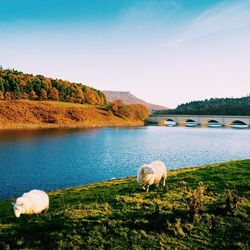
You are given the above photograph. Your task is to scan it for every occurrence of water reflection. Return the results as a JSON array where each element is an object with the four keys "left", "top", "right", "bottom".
[{"left": 0, "top": 128, "right": 100, "bottom": 142}]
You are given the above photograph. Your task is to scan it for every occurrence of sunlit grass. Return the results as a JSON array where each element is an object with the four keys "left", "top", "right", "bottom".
[
  {"left": 40, "top": 100, "right": 95, "bottom": 109},
  {"left": 0, "top": 160, "right": 249, "bottom": 249}
]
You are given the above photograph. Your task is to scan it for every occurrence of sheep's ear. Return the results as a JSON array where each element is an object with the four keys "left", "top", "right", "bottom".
[{"left": 11, "top": 202, "right": 15, "bottom": 206}]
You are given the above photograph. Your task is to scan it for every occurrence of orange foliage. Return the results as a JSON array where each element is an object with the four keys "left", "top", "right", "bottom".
[
  {"left": 30, "top": 90, "right": 38, "bottom": 100},
  {"left": 75, "top": 86, "right": 85, "bottom": 103},
  {"left": 49, "top": 87, "right": 59, "bottom": 101},
  {"left": 111, "top": 100, "right": 124, "bottom": 112},
  {"left": 0, "top": 68, "right": 107, "bottom": 106},
  {"left": 41, "top": 89, "right": 48, "bottom": 100},
  {"left": 4, "top": 92, "right": 12, "bottom": 100},
  {"left": 110, "top": 100, "right": 149, "bottom": 121},
  {"left": 21, "top": 92, "right": 29, "bottom": 99}
]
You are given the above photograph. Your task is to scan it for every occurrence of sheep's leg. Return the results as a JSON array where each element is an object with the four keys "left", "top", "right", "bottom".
[
  {"left": 146, "top": 185, "right": 150, "bottom": 192},
  {"left": 142, "top": 186, "right": 146, "bottom": 190},
  {"left": 163, "top": 178, "right": 166, "bottom": 187}
]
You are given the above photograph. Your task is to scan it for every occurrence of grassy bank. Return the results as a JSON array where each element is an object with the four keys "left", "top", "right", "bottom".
[
  {"left": 0, "top": 100, "right": 144, "bottom": 130},
  {"left": 0, "top": 160, "right": 250, "bottom": 249}
]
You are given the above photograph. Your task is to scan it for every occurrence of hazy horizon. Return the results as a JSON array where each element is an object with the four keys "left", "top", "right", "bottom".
[{"left": 1, "top": 0, "right": 250, "bottom": 108}]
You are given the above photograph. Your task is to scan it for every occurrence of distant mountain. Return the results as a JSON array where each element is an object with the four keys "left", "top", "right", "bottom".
[{"left": 103, "top": 91, "right": 167, "bottom": 111}]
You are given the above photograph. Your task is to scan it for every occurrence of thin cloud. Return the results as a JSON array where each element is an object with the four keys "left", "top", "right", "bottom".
[
  {"left": 119, "top": 0, "right": 182, "bottom": 27},
  {"left": 163, "top": 0, "right": 250, "bottom": 47}
]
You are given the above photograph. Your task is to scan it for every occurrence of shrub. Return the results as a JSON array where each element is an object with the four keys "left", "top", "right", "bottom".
[
  {"left": 109, "top": 100, "right": 149, "bottom": 120},
  {"left": 225, "top": 190, "right": 240, "bottom": 214},
  {"left": 188, "top": 182, "right": 205, "bottom": 221},
  {"left": 4, "top": 91, "right": 12, "bottom": 100}
]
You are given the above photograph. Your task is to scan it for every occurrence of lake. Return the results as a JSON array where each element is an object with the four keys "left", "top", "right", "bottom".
[{"left": 0, "top": 126, "right": 249, "bottom": 199}]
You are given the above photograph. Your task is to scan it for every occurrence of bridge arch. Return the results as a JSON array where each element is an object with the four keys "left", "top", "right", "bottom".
[
  {"left": 179, "top": 118, "right": 195, "bottom": 125},
  {"left": 230, "top": 120, "right": 248, "bottom": 128},
  {"left": 158, "top": 119, "right": 177, "bottom": 126},
  {"left": 231, "top": 120, "right": 247, "bottom": 125},
  {"left": 185, "top": 119, "right": 200, "bottom": 127},
  {"left": 185, "top": 119, "right": 196, "bottom": 122},
  {"left": 207, "top": 119, "right": 222, "bottom": 127},
  {"left": 165, "top": 118, "right": 177, "bottom": 126},
  {"left": 208, "top": 119, "right": 220, "bottom": 123},
  {"left": 178, "top": 118, "right": 200, "bottom": 127}
]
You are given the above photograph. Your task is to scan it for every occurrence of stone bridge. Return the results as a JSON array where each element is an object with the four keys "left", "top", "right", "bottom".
[{"left": 146, "top": 115, "right": 250, "bottom": 127}]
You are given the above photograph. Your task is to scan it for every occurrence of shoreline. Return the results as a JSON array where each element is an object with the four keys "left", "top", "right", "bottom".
[
  {"left": 2, "top": 159, "right": 248, "bottom": 201},
  {"left": 0, "top": 121, "right": 144, "bottom": 131}
]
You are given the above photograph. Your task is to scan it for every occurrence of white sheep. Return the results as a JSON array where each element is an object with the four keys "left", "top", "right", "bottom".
[
  {"left": 11, "top": 189, "right": 49, "bottom": 218},
  {"left": 137, "top": 161, "right": 167, "bottom": 192}
]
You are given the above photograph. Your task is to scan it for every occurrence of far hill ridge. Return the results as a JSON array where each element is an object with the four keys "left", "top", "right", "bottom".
[{"left": 103, "top": 91, "right": 167, "bottom": 111}]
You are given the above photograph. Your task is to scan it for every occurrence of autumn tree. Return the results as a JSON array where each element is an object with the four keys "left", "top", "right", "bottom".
[
  {"left": 49, "top": 87, "right": 59, "bottom": 101},
  {"left": 30, "top": 90, "right": 38, "bottom": 100},
  {"left": 110, "top": 100, "right": 124, "bottom": 112},
  {"left": 75, "top": 86, "right": 85, "bottom": 103},
  {"left": 110, "top": 100, "right": 149, "bottom": 120},
  {"left": 40, "top": 88, "right": 48, "bottom": 100},
  {"left": 21, "top": 92, "right": 29, "bottom": 99},
  {"left": 84, "top": 87, "right": 102, "bottom": 105},
  {"left": 4, "top": 91, "right": 12, "bottom": 100}
]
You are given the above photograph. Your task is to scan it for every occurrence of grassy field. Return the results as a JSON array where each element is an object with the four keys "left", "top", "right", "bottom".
[
  {"left": 0, "top": 160, "right": 249, "bottom": 249},
  {"left": 40, "top": 101, "right": 96, "bottom": 108},
  {"left": 0, "top": 100, "right": 144, "bottom": 130}
]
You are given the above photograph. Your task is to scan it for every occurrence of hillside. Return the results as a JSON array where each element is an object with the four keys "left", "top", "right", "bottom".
[
  {"left": 0, "top": 160, "right": 249, "bottom": 249},
  {"left": 103, "top": 91, "right": 167, "bottom": 111},
  {"left": 0, "top": 68, "right": 106, "bottom": 105},
  {"left": 0, "top": 69, "right": 150, "bottom": 129},
  {"left": 155, "top": 96, "right": 250, "bottom": 116},
  {"left": 0, "top": 100, "right": 148, "bottom": 130}
]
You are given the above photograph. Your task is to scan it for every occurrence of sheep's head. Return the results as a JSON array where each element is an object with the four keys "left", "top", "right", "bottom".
[
  {"left": 12, "top": 197, "right": 25, "bottom": 218},
  {"left": 143, "top": 166, "right": 155, "bottom": 175}
]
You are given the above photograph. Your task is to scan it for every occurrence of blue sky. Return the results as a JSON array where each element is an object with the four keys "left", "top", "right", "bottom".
[
  {"left": 0, "top": 0, "right": 219, "bottom": 22},
  {"left": 0, "top": 0, "right": 249, "bottom": 107}
]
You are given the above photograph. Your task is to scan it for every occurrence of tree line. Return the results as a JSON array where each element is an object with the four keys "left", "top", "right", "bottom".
[
  {"left": 0, "top": 68, "right": 107, "bottom": 105},
  {"left": 155, "top": 96, "right": 250, "bottom": 116}
]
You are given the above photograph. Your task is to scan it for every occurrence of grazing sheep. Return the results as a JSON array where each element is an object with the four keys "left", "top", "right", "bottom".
[
  {"left": 137, "top": 161, "right": 167, "bottom": 192},
  {"left": 11, "top": 189, "right": 49, "bottom": 218}
]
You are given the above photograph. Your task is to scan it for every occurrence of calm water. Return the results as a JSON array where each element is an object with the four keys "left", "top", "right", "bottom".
[{"left": 0, "top": 126, "right": 250, "bottom": 199}]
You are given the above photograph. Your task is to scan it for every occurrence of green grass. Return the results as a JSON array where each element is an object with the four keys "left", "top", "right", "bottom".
[{"left": 0, "top": 160, "right": 250, "bottom": 249}]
